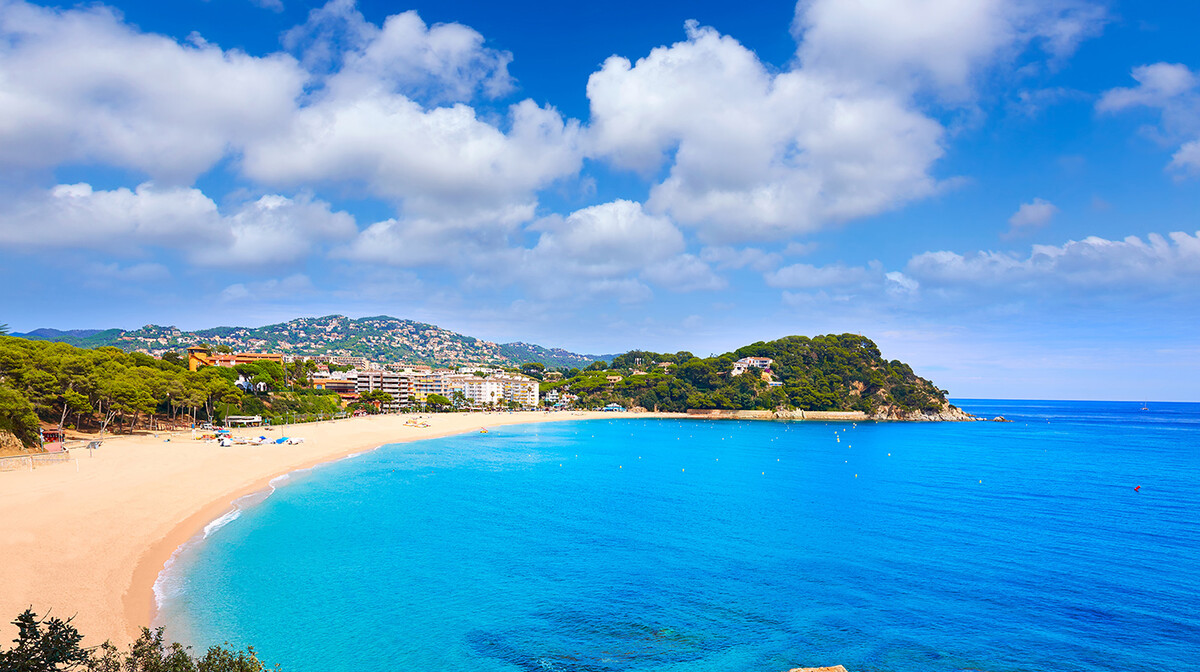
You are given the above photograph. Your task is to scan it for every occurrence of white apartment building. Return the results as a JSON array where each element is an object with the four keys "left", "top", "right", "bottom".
[
  {"left": 453, "top": 376, "right": 504, "bottom": 407},
  {"left": 446, "top": 373, "right": 538, "bottom": 408},
  {"left": 355, "top": 370, "right": 406, "bottom": 410}
]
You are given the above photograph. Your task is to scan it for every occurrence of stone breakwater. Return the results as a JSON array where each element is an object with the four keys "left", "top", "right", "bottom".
[{"left": 687, "top": 404, "right": 977, "bottom": 422}]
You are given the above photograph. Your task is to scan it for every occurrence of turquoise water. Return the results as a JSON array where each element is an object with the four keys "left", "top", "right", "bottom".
[{"left": 157, "top": 401, "right": 1200, "bottom": 671}]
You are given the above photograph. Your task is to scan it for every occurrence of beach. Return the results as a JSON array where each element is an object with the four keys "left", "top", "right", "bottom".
[{"left": 0, "top": 410, "right": 660, "bottom": 648}]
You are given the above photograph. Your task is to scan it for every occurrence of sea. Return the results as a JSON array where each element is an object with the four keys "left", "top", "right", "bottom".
[{"left": 154, "top": 400, "right": 1200, "bottom": 672}]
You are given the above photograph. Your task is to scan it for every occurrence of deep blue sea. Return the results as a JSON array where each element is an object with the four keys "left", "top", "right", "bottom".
[{"left": 156, "top": 400, "right": 1200, "bottom": 672}]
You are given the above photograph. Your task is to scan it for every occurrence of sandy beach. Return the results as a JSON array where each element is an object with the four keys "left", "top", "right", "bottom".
[{"left": 0, "top": 411, "right": 667, "bottom": 647}]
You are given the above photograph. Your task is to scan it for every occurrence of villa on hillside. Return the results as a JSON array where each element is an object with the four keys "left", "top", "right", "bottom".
[{"left": 731, "top": 356, "right": 773, "bottom": 377}]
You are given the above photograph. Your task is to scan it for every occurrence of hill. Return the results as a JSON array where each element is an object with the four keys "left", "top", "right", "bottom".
[
  {"left": 16, "top": 315, "right": 611, "bottom": 369},
  {"left": 542, "top": 333, "right": 968, "bottom": 420}
]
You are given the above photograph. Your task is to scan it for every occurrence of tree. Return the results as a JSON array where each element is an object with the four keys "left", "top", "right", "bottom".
[
  {"left": 0, "top": 609, "right": 280, "bottom": 672},
  {"left": 0, "top": 608, "right": 91, "bottom": 671},
  {"left": 585, "top": 361, "right": 608, "bottom": 371},
  {"left": 425, "top": 394, "right": 451, "bottom": 411}
]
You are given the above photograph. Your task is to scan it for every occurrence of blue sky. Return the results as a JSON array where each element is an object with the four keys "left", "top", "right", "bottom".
[{"left": 2, "top": 0, "right": 1198, "bottom": 401}]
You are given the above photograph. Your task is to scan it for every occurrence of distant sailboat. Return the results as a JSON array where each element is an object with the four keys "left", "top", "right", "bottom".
[{"left": 1141, "top": 402, "right": 1150, "bottom": 411}]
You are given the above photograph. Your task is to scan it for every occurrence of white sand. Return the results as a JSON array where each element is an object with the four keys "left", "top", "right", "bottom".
[{"left": 0, "top": 411, "right": 676, "bottom": 647}]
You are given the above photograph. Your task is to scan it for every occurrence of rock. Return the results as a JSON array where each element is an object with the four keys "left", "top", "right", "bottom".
[
  {"left": 992, "top": 415, "right": 1010, "bottom": 422},
  {"left": 870, "top": 402, "right": 977, "bottom": 422},
  {"left": 0, "top": 429, "right": 25, "bottom": 453},
  {"left": 788, "top": 667, "right": 849, "bottom": 672}
]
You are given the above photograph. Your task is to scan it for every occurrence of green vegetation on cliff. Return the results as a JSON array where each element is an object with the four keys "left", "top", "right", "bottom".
[{"left": 544, "top": 334, "right": 950, "bottom": 415}]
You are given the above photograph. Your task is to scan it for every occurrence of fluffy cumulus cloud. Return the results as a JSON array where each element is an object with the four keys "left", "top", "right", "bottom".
[
  {"left": 0, "top": 0, "right": 305, "bottom": 183},
  {"left": 587, "top": 22, "right": 944, "bottom": 242},
  {"left": 338, "top": 199, "right": 721, "bottom": 300},
  {"left": 525, "top": 200, "right": 722, "bottom": 298},
  {"left": 283, "top": 1, "right": 513, "bottom": 103},
  {"left": 1098, "top": 63, "right": 1200, "bottom": 177},
  {"left": 794, "top": 0, "right": 1105, "bottom": 100},
  {"left": 0, "top": 182, "right": 356, "bottom": 266},
  {"left": 585, "top": 2, "right": 1104, "bottom": 243},
  {"left": 243, "top": 0, "right": 583, "bottom": 224}
]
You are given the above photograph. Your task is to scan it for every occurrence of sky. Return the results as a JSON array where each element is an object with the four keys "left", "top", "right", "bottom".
[{"left": 1, "top": 0, "right": 1198, "bottom": 401}]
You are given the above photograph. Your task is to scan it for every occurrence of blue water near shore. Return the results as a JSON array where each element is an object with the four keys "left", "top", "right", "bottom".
[{"left": 157, "top": 400, "right": 1200, "bottom": 672}]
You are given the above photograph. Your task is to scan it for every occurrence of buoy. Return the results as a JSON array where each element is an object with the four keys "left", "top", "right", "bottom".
[
  {"left": 620, "top": 465, "right": 623, "bottom": 469},
  {"left": 1135, "top": 485, "right": 1141, "bottom": 492},
  {"left": 682, "top": 468, "right": 685, "bottom": 472},
  {"left": 855, "top": 474, "right": 858, "bottom": 478}
]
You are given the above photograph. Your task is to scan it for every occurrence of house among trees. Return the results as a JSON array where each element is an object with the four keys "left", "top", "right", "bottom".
[{"left": 186, "top": 346, "right": 283, "bottom": 372}]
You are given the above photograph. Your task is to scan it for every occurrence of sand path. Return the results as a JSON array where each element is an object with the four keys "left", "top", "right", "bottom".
[{"left": 0, "top": 411, "right": 664, "bottom": 647}]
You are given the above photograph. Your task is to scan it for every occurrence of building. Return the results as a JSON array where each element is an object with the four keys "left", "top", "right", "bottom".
[
  {"left": 453, "top": 376, "right": 504, "bottom": 407},
  {"left": 411, "top": 370, "right": 456, "bottom": 403},
  {"left": 497, "top": 374, "right": 538, "bottom": 407},
  {"left": 187, "top": 346, "right": 283, "bottom": 372},
  {"left": 312, "top": 377, "right": 358, "bottom": 398},
  {"left": 446, "top": 373, "right": 538, "bottom": 408},
  {"left": 355, "top": 371, "right": 407, "bottom": 410},
  {"left": 731, "top": 356, "right": 774, "bottom": 377}
]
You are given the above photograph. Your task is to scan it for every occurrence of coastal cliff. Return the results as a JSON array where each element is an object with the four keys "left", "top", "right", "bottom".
[{"left": 685, "top": 401, "right": 976, "bottom": 422}]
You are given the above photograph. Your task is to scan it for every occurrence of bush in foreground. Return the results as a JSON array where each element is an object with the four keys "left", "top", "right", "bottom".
[{"left": 0, "top": 609, "right": 279, "bottom": 672}]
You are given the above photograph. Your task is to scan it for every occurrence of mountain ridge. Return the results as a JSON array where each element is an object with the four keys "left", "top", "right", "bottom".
[{"left": 16, "top": 315, "right": 616, "bottom": 369}]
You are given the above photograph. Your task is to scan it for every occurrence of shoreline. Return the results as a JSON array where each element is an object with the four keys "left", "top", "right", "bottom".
[
  {"left": 1, "top": 411, "right": 684, "bottom": 647},
  {"left": 124, "top": 417, "right": 531, "bottom": 637}
]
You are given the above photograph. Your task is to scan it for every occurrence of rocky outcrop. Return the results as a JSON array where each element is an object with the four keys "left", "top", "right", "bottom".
[
  {"left": 871, "top": 402, "right": 977, "bottom": 422},
  {"left": 0, "top": 429, "right": 27, "bottom": 455},
  {"left": 686, "top": 405, "right": 977, "bottom": 422},
  {"left": 788, "top": 666, "right": 849, "bottom": 672},
  {"left": 773, "top": 409, "right": 867, "bottom": 421}
]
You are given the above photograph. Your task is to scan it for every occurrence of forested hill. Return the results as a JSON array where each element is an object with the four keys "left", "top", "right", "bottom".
[
  {"left": 16, "top": 315, "right": 612, "bottom": 369},
  {"left": 545, "top": 333, "right": 961, "bottom": 419}
]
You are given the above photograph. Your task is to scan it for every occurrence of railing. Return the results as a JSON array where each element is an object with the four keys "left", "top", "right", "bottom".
[{"left": 0, "top": 450, "right": 72, "bottom": 472}]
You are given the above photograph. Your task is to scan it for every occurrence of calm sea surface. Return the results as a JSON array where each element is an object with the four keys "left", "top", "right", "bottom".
[{"left": 156, "top": 400, "right": 1200, "bottom": 672}]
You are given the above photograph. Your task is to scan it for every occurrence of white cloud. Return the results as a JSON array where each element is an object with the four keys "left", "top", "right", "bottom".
[
  {"left": 793, "top": 0, "right": 1106, "bottom": 101},
  {"left": 700, "top": 246, "right": 783, "bottom": 272},
  {"left": 0, "top": 182, "right": 356, "bottom": 266},
  {"left": 1005, "top": 197, "right": 1058, "bottom": 236},
  {"left": 220, "top": 274, "right": 315, "bottom": 303},
  {"left": 1098, "top": 62, "right": 1200, "bottom": 178},
  {"left": 1170, "top": 140, "right": 1200, "bottom": 176},
  {"left": 586, "top": 22, "right": 944, "bottom": 242},
  {"left": 250, "top": 0, "right": 284, "bottom": 12},
  {"left": 765, "top": 262, "right": 879, "bottom": 289},
  {"left": 191, "top": 193, "right": 358, "bottom": 266},
  {"left": 242, "top": 84, "right": 581, "bottom": 222},
  {"left": 0, "top": 0, "right": 305, "bottom": 182},
  {"left": 530, "top": 200, "right": 684, "bottom": 274},
  {"left": 283, "top": 1, "right": 513, "bottom": 103},
  {"left": 1097, "top": 63, "right": 1198, "bottom": 112},
  {"left": 762, "top": 230, "right": 1200, "bottom": 311},
  {"left": 906, "top": 231, "right": 1200, "bottom": 292}
]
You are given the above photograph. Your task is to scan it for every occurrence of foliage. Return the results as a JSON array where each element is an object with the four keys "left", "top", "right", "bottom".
[
  {"left": 0, "top": 609, "right": 279, "bottom": 672},
  {"left": 424, "top": 394, "right": 451, "bottom": 411},
  {"left": 0, "top": 608, "right": 91, "bottom": 671},
  {"left": 552, "top": 334, "right": 948, "bottom": 415}
]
